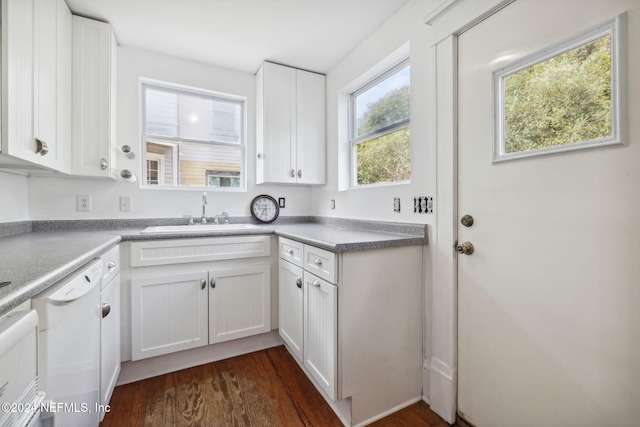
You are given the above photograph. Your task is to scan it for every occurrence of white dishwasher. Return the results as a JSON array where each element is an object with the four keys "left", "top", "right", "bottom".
[{"left": 32, "top": 259, "right": 103, "bottom": 427}]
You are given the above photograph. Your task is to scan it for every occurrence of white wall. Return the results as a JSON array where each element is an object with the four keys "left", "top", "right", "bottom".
[
  {"left": 28, "top": 47, "right": 311, "bottom": 220},
  {"left": 0, "top": 171, "right": 29, "bottom": 222},
  {"left": 311, "top": 0, "right": 437, "bottom": 224}
]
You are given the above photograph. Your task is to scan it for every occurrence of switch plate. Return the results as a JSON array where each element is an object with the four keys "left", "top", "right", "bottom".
[
  {"left": 77, "top": 195, "right": 91, "bottom": 212},
  {"left": 120, "top": 196, "right": 131, "bottom": 212},
  {"left": 278, "top": 197, "right": 285, "bottom": 208},
  {"left": 414, "top": 196, "right": 433, "bottom": 214},
  {"left": 330, "top": 199, "right": 336, "bottom": 210}
]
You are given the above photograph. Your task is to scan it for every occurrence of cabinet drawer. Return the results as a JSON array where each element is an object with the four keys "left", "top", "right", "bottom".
[
  {"left": 101, "top": 245, "right": 120, "bottom": 289},
  {"left": 303, "top": 245, "right": 337, "bottom": 283},
  {"left": 131, "top": 236, "right": 271, "bottom": 267},
  {"left": 279, "top": 237, "right": 304, "bottom": 267}
]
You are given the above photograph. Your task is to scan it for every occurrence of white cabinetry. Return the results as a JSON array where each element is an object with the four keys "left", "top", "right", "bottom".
[
  {"left": 99, "top": 245, "right": 120, "bottom": 421},
  {"left": 130, "top": 236, "right": 271, "bottom": 361},
  {"left": 1, "top": 0, "right": 71, "bottom": 172},
  {"left": 256, "top": 61, "right": 325, "bottom": 185},
  {"left": 71, "top": 16, "right": 118, "bottom": 178},
  {"left": 278, "top": 236, "right": 423, "bottom": 426}
]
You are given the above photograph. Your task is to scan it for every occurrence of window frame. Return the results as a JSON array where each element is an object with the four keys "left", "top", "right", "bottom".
[
  {"left": 493, "top": 14, "right": 626, "bottom": 163},
  {"left": 140, "top": 79, "right": 247, "bottom": 191},
  {"left": 349, "top": 58, "right": 411, "bottom": 188}
]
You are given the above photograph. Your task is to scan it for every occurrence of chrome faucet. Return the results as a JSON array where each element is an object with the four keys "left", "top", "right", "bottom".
[
  {"left": 214, "top": 212, "right": 230, "bottom": 225},
  {"left": 201, "top": 192, "right": 208, "bottom": 224}
]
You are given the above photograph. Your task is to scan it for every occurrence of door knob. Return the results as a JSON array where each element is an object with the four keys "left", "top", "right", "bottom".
[
  {"left": 461, "top": 215, "right": 474, "bottom": 227},
  {"left": 456, "top": 241, "right": 474, "bottom": 255}
]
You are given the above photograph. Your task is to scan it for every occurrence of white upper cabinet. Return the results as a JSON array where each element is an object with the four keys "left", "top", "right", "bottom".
[
  {"left": 256, "top": 62, "right": 325, "bottom": 185},
  {"left": 71, "top": 16, "right": 118, "bottom": 178},
  {"left": 1, "top": 0, "right": 72, "bottom": 172}
]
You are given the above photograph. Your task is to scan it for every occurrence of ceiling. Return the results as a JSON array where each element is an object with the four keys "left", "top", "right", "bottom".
[{"left": 66, "top": 0, "right": 411, "bottom": 75}]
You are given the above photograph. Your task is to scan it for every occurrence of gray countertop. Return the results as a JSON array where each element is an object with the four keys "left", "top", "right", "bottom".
[
  {"left": 0, "top": 232, "right": 121, "bottom": 316},
  {"left": 0, "top": 218, "right": 427, "bottom": 316}
]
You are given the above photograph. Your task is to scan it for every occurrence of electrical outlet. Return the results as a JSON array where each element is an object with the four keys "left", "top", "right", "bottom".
[
  {"left": 77, "top": 195, "right": 91, "bottom": 212},
  {"left": 413, "top": 196, "right": 433, "bottom": 214},
  {"left": 278, "top": 197, "right": 285, "bottom": 208},
  {"left": 330, "top": 199, "right": 336, "bottom": 210},
  {"left": 394, "top": 197, "right": 401, "bottom": 213},
  {"left": 120, "top": 196, "right": 132, "bottom": 212}
]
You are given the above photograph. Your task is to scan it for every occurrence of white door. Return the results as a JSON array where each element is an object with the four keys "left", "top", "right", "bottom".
[
  {"left": 303, "top": 271, "right": 337, "bottom": 401},
  {"left": 457, "top": 1, "right": 640, "bottom": 426},
  {"left": 208, "top": 265, "right": 271, "bottom": 344},
  {"left": 279, "top": 259, "right": 304, "bottom": 360}
]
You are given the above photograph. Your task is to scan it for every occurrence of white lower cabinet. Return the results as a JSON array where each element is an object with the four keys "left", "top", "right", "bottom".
[
  {"left": 278, "top": 259, "right": 304, "bottom": 360},
  {"left": 208, "top": 265, "right": 270, "bottom": 344},
  {"left": 278, "top": 236, "right": 423, "bottom": 426},
  {"left": 131, "top": 271, "right": 209, "bottom": 360},
  {"left": 129, "top": 236, "right": 271, "bottom": 361},
  {"left": 303, "top": 271, "right": 337, "bottom": 401}
]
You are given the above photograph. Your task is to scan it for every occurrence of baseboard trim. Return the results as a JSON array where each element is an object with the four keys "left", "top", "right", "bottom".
[
  {"left": 429, "top": 357, "right": 457, "bottom": 423},
  {"left": 117, "top": 331, "right": 284, "bottom": 386}
]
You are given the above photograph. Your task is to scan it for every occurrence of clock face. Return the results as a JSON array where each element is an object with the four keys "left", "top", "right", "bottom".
[{"left": 250, "top": 195, "right": 279, "bottom": 223}]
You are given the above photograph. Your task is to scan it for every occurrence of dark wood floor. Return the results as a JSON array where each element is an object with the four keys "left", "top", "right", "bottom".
[{"left": 102, "top": 345, "right": 454, "bottom": 426}]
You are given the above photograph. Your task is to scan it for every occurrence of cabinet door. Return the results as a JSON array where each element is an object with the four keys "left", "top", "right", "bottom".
[
  {"left": 279, "top": 259, "right": 304, "bottom": 360},
  {"left": 257, "top": 62, "right": 296, "bottom": 184},
  {"left": 72, "top": 16, "right": 115, "bottom": 178},
  {"left": 100, "top": 274, "right": 120, "bottom": 421},
  {"left": 303, "top": 271, "right": 337, "bottom": 401},
  {"left": 131, "top": 271, "right": 208, "bottom": 360},
  {"left": 2, "top": 0, "right": 36, "bottom": 162},
  {"left": 295, "top": 70, "right": 326, "bottom": 185},
  {"left": 209, "top": 265, "right": 271, "bottom": 344}
]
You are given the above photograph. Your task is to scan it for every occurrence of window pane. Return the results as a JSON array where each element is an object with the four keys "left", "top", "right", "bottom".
[
  {"left": 177, "top": 142, "right": 241, "bottom": 187},
  {"left": 503, "top": 34, "right": 612, "bottom": 154},
  {"left": 146, "top": 89, "right": 178, "bottom": 137},
  {"left": 354, "top": 65, "right": 410, "bottom": 137},
  {"left": 356, "top": 127, "right": 411, "bottom": 185}
]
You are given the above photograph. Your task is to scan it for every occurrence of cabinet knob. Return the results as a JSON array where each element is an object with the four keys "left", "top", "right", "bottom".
[
  {"left": 257, "top": 153, "right": 263, "bottom": 159},
  {"left": 101, "top": 303, "right": 111, "bottom": 318},
  {"left": 200, "top": 278, "right": 206, "bottom": 290},
  {"left": 290, "top": 169, "right": 296, "bottom": 178},
  {"left": 210, "top": 277, "right": 216, "bottom": 288},
  {"left": 311, "top": 279, "right": 321, "bottom": 287},
  {"left": 107, "top": 261, "right": 117, "bottom": 270},
  {"left": 100, "top": 158, "right": 108, "bottom": 170},
  {"left": 296, "top": 277, "right": 302, "bottom": 289},
  {"left": 287, "top": 248, "right": 294, "bottom": 255},
  {"left": 297, "top": 169, "right": 302, "bottom": 178},
  {"left": 313, "top": 258, "right": 323, "bottom": 266},
  {"left": 35, "top": 138, "right": 49, "bottom": 156}
]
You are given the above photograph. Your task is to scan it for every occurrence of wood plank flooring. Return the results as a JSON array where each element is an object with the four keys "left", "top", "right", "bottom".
[{"left": 102, "top": 345, "right": 454, "bottom": 426}]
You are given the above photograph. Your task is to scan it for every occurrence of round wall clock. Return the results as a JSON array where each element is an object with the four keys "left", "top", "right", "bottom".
[{"left": 250, "top": 194, "right": 280, "bottom": 223}]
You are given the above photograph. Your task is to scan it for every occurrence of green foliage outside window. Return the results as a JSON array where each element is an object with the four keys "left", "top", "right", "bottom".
[
  {"left": 504, "top": 35, "right": 612, "bottom": 153},
  {"left": 356, "top": 87, "right": 411, "bottom": 185}
]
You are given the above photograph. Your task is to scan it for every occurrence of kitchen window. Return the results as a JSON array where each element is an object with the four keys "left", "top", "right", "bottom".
[
  {"left": 349, "top": 59, "right": 410, "bottom": 187},
  {"left": 141, "top": 81, "right": 246, "bottom": 189}
]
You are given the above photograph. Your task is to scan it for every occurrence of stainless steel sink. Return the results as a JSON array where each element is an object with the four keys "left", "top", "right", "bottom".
[{"left": 140, "top": 224, "right": 263, "bottom": 234}]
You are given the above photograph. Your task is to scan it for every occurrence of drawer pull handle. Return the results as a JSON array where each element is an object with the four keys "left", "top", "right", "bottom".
[
  {"left": 287, "top": 248, "right": 294, "bottom": 255},
  {"left": 201, "top": 278, "right": 206, "bottom": 290},
  {"left": 101, "top": 303, "right": 111, "bottom": 318},
  {"left": 313, "top": 258, "right": 323, "bottom": 266},
  {"left": 107, "top": 261, "right": 117, "bottom": 270},
  {"left": 311, "top": 280, "right": 321, "bottom": 287},
  {"left": 210, "top": 277, "right": 216, "bottom": 288},
  {"left": 296, "top": 277, "right": 302, "bottom": 289}
]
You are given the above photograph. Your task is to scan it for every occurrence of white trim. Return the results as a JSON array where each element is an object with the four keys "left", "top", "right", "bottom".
[
  {"left": 493, "top": 14, "right": 627, "bottom": 162},
  {"left": 424, "top": 0, "right": 521, "bottom": 423}
]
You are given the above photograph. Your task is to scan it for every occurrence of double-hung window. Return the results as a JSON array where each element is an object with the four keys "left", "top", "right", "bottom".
[
  {"left": 350, "top": 59, "right": 411, "bottom": 187},
  {"left": 141, "top": 81, "right": 246, "bottom": 189}
]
